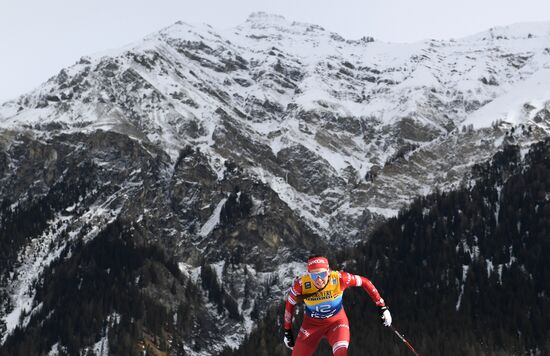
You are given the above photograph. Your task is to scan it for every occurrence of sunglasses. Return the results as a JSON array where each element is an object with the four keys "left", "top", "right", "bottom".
[{"left": 309, "top": 271, "right": 329, "bottom": 280}]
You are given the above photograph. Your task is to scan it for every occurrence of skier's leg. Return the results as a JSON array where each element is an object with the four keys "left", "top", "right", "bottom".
[
  {"left": 291, "top": 338, "right": 315, "bottom": 356},
  {"left": 292, "top": 322, "right": 323, "bottom": 356},
  {"left": 331, "top": 340, "right": 349, "bottom": 356},
  {"left": 326, "top": 313, "right": 350, "bottom": 356}
]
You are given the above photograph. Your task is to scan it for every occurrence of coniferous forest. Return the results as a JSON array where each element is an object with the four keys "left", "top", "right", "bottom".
[{"left": 224, "top": 140, "right": 550, "bottom": 356}]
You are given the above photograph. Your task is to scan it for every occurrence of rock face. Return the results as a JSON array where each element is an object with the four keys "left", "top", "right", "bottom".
[
  {"left": 0, "top": 130, "right": 320, "bottom": 354},
  {"left": 1, "top": 12, "right": 550, "bottom": 354}
]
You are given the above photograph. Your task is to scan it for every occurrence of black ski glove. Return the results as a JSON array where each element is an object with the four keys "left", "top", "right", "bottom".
[{"left": 283, "top": 329, "right": 294, "bottom": 350}]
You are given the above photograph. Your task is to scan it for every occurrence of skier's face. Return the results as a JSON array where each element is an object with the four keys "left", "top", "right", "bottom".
[{"left": 310, "top": 268, "right": 329, "bottom": 289}]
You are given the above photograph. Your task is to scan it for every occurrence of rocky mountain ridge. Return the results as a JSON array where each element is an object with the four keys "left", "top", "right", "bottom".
[
  {"left": 1, "top": 13, "right": 550, "bottom": 354},
  {"left": 2, "top": 13, "right": 550, "bottom": 240}
]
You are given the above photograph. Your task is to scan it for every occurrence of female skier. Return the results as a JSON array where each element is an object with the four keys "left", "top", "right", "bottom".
[{"left": 283, "top": 256, "right": 392, "bottom": 355}]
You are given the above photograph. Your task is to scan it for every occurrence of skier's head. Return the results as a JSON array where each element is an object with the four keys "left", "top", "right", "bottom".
[{"left": 307, "top": 255, "right": 330, "bottom": 289}]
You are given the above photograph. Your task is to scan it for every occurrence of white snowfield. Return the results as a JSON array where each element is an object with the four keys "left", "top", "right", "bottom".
[{"left": 462, "top": 66, "right": 550, "bottom": 130}]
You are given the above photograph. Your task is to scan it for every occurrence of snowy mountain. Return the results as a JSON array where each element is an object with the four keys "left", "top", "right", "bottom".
[
  {"left": 2, "top": 13, "right": 550, "bottom": 236},
  {"left": 1, "top": 12, "right": 550, "bottom": 354}
]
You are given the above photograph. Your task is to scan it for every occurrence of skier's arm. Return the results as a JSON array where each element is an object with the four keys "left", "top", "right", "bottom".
[
  {"left": 339, "top": 271, "right": 385, "bottom": 307},
  {"left": 283, "top": 278, "right": 302, "bottom": 330},
  {"left": 283, "top": 278, "right": 302, "bottom": 349},
  {"left": 339, "top": 271, "right": 392, "bottom": 326}
]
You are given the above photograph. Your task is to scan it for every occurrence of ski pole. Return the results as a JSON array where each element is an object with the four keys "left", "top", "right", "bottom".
[{"left": 389, "top": 325, "right": 420, "bottom": 356}]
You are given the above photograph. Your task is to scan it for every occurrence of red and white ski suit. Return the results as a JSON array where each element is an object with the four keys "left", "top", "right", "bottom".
[{"left": 284, "top": 271, "right": 385, "bottom": 356}]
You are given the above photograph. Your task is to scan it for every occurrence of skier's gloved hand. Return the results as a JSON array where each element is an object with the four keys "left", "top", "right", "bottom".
[
  {"left": 379, "top": 306, "right": 392, "bottom": 327},
  {"left": 283, "top": 329, "right": 294, "bottom": 350}
]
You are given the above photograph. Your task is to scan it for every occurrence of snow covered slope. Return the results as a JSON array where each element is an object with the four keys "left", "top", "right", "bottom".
[{"left": 2, "top": 15, "right": 549, "bottom": 242}]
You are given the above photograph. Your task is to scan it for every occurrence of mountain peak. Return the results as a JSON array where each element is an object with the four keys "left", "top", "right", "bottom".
[
  {"left": 246, "top": 11, "right": 288, "bottom": 24},
  {"left": 464, "top": 20, "right": 550, "bottom": 41},
  {"left": 242, "top": 11, "right": 326, "bottom": 34}
]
